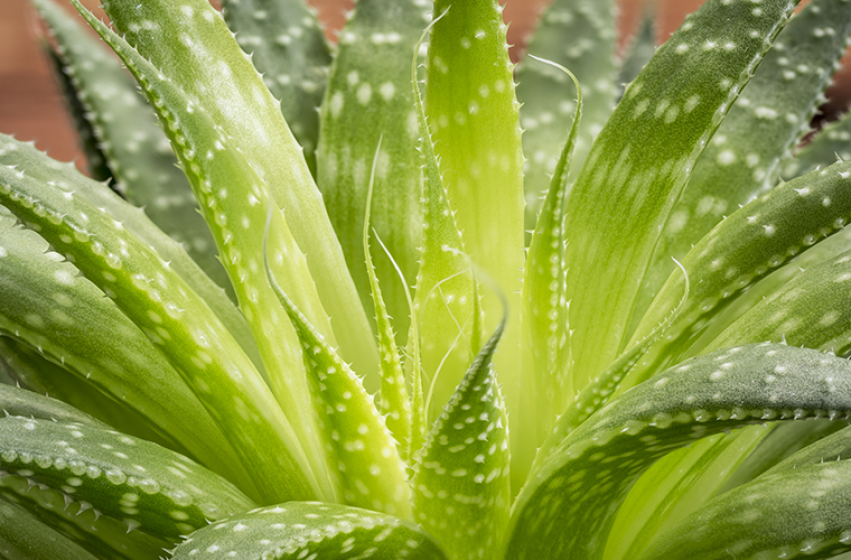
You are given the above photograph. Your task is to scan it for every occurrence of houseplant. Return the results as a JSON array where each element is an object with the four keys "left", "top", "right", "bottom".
[{"left": 2, "top": 0, "right": 851, "bottom": 557}]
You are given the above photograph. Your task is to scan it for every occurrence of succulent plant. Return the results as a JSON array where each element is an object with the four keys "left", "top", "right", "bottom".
[{"left": 3, "top": 0, "right": 851, "bottom": 557}]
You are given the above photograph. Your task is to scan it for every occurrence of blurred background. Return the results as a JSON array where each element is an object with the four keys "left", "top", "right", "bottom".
[{"left": 1, "top": 0, "right": 849, "bottom": 173}]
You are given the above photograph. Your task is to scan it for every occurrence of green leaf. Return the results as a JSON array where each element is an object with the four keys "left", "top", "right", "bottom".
[
  {"left": 603, "top": 427, "right": 767, "bottom": 560},
  {"left": 34, "top": 0, "right": 233, "bottom": 297},
  {"left": 0, "top": 134, "right": 262, "bottom": 375},
  {"left": 705, "top": 249, "right": 851, "bottom": 355},
  {"left": 515, "top": 0, "right": 617, "bottom": 230},
  {"left": 617, "top": 9, "right": 657, "bottom": 94},
  {"left": 426, "top": 0, "right": 525, "bottom": 489},
  {"left": 621, "top": 160, "right": 851, "bottom": 390},
  {"left": 0, "top": 417, "right": 256, "bottom": 541},
  {"left": 634, "top": 0, "right": 851, "bottom": 338},
  {"left": 43, "top": 46, "right": 112, "bottom": 184},
  {"left": 721, "top": 419, "right": 848, "bottom": 491},
  {"left": 317, "top": 0, "right": 429, "bottom": 348},
  {"left": 364, "top": 143, "right": 412, "bottom": 458},
  {"left": 0, "top": 473, "right": 169, "bottom": 560},
  {"left": 222, "top": 0, "right": 332, "bottom": 177},
  {"left": 172, "top": 502, "right": 449, "bottom": 560},
  {"left": 560, "top": 0, "right": 799, "bottom": 391},
  {"left": 505, "top": 343, "right": 851, "bottom": 560},
  {"left": 764, "top": 424, "right": 851, "bottom": 475},
  {"left": 0, "top": 383, "right": 106, "bottom": 428},
  {"left": 521, "top": 57, "right": 579, "bottom": 470},
  {"left": 636, "top": 461, "right": 851, "bottom": 560},
  {"left": 0, "top": 129, "right": 319, "bottom": 504},
  {"left": 783, "top": 109, "right": 851, "bottom": 179},
  {"left": 0, "top": 199, "right": 255, "bottom": 493},
  {"left": 412, "top": 315, "right": 510, "bottom": 560},
  {"left": 0, "top": 497, "right": 100, "bottom": 560},
  {"left": 70, "top": 3, "right": 340, "bottom": 499},
  {"left": 100, "top": 0, "right": 378, "bottom": 382},
  {"left": 265, "top": 226, "right": 412, "bottom": 517}
]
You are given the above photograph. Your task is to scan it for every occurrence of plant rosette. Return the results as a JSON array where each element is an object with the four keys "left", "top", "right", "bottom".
[{"left": 2, "top": 0, "right": 851, "bottom": 558}]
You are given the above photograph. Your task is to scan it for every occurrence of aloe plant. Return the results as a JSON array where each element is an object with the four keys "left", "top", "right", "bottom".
[{"left": 3, "top": 0, "right": 851, "bottom": 557}]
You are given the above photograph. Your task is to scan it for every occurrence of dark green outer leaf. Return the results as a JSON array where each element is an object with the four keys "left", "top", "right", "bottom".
[
  {"left": 0, "top": 383, "right": 106, "bottom": 428},
  {"left": 44, "top": 46, "right": 112, "bottom": 184},
  {"left": 0, "top": 147, "right": 318, "bottom": 504},
  {"left": 0, "top": 197, "right": 256, "bottom": 494},
  {"left": 223, "top": 0, "right": 332, "bottom": 177},
  {"left": 783, "top": 109, "right": 851, "bottom": 179},
  {"left": 765, "top": 423, "right": 851, "bottom": 475},
  {"left": 634, "top": 0, "right": 851, "bottom": 340},
  {"left": 721, "top": 419, "right": 848, "bottom": 491},
  {"left": 317, "top": 0, "right": 429, "bottom": 349},
  {"left": 637, "top": 461, "right": 851, "bottom": 560},
  {"left": 172, "top": 502, "right": 449, "bottom": 560},
  {"left": 0, "top": 475, "right": 170, "bottom": 560},
  {"left": 35, "top": 0, "right": 233, "bottom": 297},
  {"left": 561, "top": 0, "right": 799, "bottom": 390},
  {"left": 505, "top": 343, "right": 851, "bottom": 560},
  {"left": 0, "top": 497, "right": 100, "bottom": 560},
  {"left": 0, "top": 336, "right": 181, "bottom": 450},
  {"left": 0, "top": 417, "right": 256, "bottom": 541},
  {"left": 515, "top": 0, "right": 617, "bottom": 231},
  {"left": 706, "top": 249, "right": 851, "bottom": 355},
  {"left": 622, "top": 160, "right": 851, "bottom": 389}
]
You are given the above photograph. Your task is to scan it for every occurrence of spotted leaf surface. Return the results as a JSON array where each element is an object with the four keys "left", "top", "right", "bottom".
[
  {"left": 0, "top": 197, "right": 252, "bottom": 490},
  {"left": 637, "top": 461, "right": 851, "bottom": 560},
  {"left": 266, "top": 253, "right": 411, "bottom": 517},
  {"left": 0, "top": 497, "right": 100, "bottom": 560},
  {"left": 706, "top": 249, "right": 851, "bottom": 355},
  {"left": 426, "top": 0, "right": 525, "bottom": 460},
  {"left": 621, "top": 160, "right": 851, "bottom": 390},
  {"left": 560, "top": 0, "right": 798, "bottom": 391},
  {"left": 0, "top": 474, "right": 171, "bottom": 560},
  {"left": 223, "top": 0, "right": 332, "bottom": 177},
  {"left": 0, "top": 417, "right": 256, "bottom": 542},
  {"left": 411, "top": 30, "right": 479, "bottom": 426},
  {"left": 635, "top": 0, "right": 851, "bottom": 335},
  {"left": 100, "top": 0, "right": 378, "bottom": 381},
  {"left": 505, "top": 343, "right": 851, "bottom": 560},
  {"left": 0, "top": 123, "right": 319, "bottom": 504},
  {"left": 72, "top": 5, "right": 341, "bottom": 498},
  {"left": 172, "top": 502, "right": 448, "bottom": 560},
  {"left": 515, "top": 0, "right": 617, "bottom": 230},
  {"left": 317, "top": 0, "right": 430, "bottom": 347},
  {"left": 0, "top": 134, "right": 261, "bottom": 374},
  {"left": 412, "top": 318, "right": 510, "bottom": 560},
  {"left": 0, "top": 336, "right": 188, "bottom": 453},
  {"left": 35, "top": 0, "right": 232, "bottom": 296},
  {"left": 522, "top": 65, "right": 579, "bottom": 452}
]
